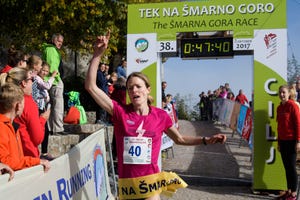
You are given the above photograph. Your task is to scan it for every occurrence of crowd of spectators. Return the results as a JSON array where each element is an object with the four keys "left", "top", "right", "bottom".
[
  {"left": 0, "top": 32, "right": 130, "bottom": 181},
  {"left": 198, "top": 83, "right": 250, "bottom": 121},
  {"left": 0, "top": 33, "right": 133, "bottom": 180}
]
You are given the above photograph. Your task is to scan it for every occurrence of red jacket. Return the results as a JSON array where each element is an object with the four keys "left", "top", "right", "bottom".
[
  {"left": 0, "top": 114, "right": 40, "bottom": 170},
  {"left": 277, "top": 100, "right": 300, "bottom": 141},
  {"left": 235, "top": 94, "right": 248, "bottom": 105},
  {"left": 14, "top": 95, "right": 46, "bottom": 157},
  {"left": 110, "top": 85, "right": 126, "bottom": 106},
  {"left": 0, "top": 65, "right": 12, "bottom": 73}
]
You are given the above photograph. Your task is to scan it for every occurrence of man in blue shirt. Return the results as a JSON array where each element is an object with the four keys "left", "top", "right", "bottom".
[
  {"left": 96, "top": 63, "right": 109, "bottom": 124},
  {"left": 116, "top": 60, "right": 127, "bottom": 79}
]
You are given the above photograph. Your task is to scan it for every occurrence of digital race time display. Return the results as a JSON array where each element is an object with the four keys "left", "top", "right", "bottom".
[{"left": 181, "top": 37, "right": 234, "bottom": 58}]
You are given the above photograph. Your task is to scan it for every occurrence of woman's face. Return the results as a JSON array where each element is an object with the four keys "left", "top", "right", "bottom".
[
  {"left": 22, "top": 71, "right": 33, "bottom": 95},
  {"left": 166, "top": 96, "right": 172, "bottom": 103},
  {"left": 279, "top": 87, "right": 289, "bottom": 103},
  {"left": 16, "top": 98, "right": 25, "bottom": 117},
  {"left": 19, "top": 55, "right": 29, "bottom": 68},
  {"left": 127, "top": 76, "right": 150, "bottom": 106},
  {"left": 34, "top": 60, "right": 43, "bottom": 74}
]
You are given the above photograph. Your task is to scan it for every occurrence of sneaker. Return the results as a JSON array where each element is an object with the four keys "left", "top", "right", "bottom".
[{"left": 40, "top": 153, "right": 55, "bottom": 161}]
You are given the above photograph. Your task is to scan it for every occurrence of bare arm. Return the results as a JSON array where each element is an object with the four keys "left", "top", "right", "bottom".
[
  {"left": 85, "top": 32, "right": 113, "bottom": 116},
  {"left": 166, "top": 126, "right": 226, "bottom": 145}
]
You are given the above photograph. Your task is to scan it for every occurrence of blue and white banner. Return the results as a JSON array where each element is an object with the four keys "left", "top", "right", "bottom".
[
  {"left": 237, "top": 105, "right": 248, "bottom": 134},
  {"left": 0, "top": 129, "right": 114, "bottom": 200}
]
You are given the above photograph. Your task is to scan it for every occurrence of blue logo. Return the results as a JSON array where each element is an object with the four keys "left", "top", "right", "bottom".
[
  {"left": 93, "top": 145, "right": 108, "bottom": 200},
  {"left": 135, "top": 38, "right": 149, "bottom": 52}
]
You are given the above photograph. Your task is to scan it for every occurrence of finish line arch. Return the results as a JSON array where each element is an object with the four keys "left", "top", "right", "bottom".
[{"left": 126, "top": 1, "right": 287, "bottom": 191}]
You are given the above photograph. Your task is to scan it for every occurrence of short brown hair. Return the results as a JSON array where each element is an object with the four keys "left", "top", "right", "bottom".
[{"left": 0, "top": 83, "right": 24, "bottom": 113}]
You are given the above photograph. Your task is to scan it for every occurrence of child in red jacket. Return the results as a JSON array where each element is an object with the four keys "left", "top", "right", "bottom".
[{"left": 0, "top": 82, "right": 50, "bottom": 172}]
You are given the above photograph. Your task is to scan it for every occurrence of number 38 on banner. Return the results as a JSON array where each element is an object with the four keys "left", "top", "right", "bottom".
[{"left": 158, "top": 41, "right": 177, "bottom": 52}]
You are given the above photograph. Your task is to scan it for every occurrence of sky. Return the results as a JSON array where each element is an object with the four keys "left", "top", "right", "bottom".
[{"left": 163, "top": 0, "right": 300, "bottom": 109}]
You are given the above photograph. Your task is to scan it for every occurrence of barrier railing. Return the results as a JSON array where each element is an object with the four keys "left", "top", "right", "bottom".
[{"left": 0, "top": 127, "right": 116, "bottom": 200}]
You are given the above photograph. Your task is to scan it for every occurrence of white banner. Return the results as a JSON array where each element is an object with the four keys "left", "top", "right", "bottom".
[
  {"left": 127, "top": 33, "right": 158, "bottom": 75},
  {"left": 218, "top": 99, "right": 234, "bottom": 126},
  {"left": 253, "top": 29, "right": 287, "bottom": 81},
  {"left": 0, "top": 129, "right": 114, "bottom": 200},
  {"left": 161, "top": 133, "right": 174, "bottom": 151}
]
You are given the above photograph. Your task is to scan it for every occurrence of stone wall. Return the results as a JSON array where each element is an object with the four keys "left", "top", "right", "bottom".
[{"left": 44, "top": 112, "right": 114, "bottom": 158}]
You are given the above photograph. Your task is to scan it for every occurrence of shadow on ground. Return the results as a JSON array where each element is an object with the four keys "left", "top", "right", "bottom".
[{"left": 161, "top": 120, "right": 275, "bottom": 200}]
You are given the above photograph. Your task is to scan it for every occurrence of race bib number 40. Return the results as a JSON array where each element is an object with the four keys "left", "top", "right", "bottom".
[{"left": 123, "top": 137, "right": 152, "bottom": 164}]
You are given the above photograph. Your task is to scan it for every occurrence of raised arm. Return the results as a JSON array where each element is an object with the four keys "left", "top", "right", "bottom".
[{"left": 85, "top": 31, "right": 113, "bottom": 116}]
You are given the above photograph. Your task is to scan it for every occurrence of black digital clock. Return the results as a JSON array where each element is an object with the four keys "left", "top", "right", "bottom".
[{"left": 181, "top": 37, "right": 234, "bottom": 58}]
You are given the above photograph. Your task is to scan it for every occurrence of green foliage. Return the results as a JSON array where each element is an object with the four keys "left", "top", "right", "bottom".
[
  {"left": 287, "top": 55, "right": 300, "bottom": 84},
  {"left": 173, "top": 93, "right": 203, "bottom": 121},
  {"left": 0, "top": 0, "right": 127, "bottom": 57},
  {"left": 174, "top": 93, "right": 189, "bottom": 120},
  {"left": 190, "top": 104, "right": 200, "bottom": 121}
]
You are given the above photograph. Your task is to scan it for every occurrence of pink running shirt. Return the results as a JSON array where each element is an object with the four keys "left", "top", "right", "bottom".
[{"left": 112, "top": 100, "right": 173, "bottom": 178}]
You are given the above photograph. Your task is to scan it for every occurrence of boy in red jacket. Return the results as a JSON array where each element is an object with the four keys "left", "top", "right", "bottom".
[{"left": 0, "top": 83, "right": 50, "bottom": 172}]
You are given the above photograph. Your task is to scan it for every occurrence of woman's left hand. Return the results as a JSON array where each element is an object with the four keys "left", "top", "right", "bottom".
[{"left": 207, "top": 134, "right": 227, "bottom": 144}]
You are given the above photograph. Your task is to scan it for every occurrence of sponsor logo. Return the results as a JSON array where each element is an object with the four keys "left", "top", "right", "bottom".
[
  {"left": 135, "top": 58, "right": 149, "bottom": 64},
  {"left": 135, "top": 38, "right": 149, "bottom": 52}
]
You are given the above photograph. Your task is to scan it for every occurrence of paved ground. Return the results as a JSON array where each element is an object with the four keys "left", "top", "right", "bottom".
[{"left": 160, "top": 120, "right": 278, "bottom": 200}]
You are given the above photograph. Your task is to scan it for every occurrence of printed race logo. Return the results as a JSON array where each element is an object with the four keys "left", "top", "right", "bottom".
[
  {"left": 264, "top": 33, "right": 277, "bottom": 49},
  {"left": 263, "top": 33, "right": 277, "bottom": 59},
  {"left": 135, "top": 38, "right": 149, "bottom": 52},
  {"left": 93, "top": 145, "right": 109, "bottom": 200}
]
